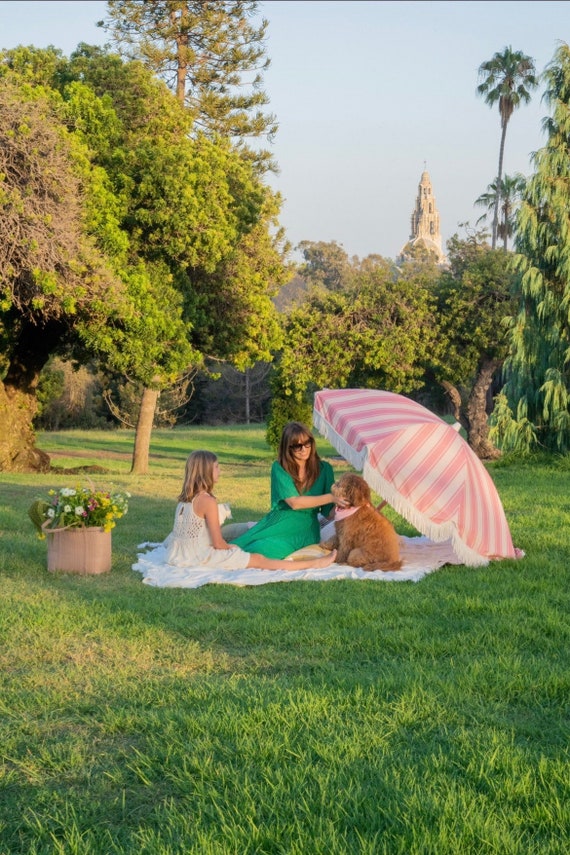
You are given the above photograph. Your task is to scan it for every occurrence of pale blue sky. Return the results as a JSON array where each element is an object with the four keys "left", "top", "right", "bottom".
[{"left": 1, "top": 0, "right": 569, "bottom": 259}]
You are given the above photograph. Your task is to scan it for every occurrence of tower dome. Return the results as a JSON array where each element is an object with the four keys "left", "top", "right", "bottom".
[{"left": 398, "top": 168, "right": 447, "bottom": 265}]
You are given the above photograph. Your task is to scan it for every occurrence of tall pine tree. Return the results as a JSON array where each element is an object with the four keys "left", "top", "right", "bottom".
[{"left": 99, "top": 0, "right": 277, "bottom": 172}]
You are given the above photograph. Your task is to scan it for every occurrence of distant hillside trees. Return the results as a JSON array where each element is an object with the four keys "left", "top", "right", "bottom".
[
  {"left": 266, "top": 261, "right": 439, "bottom": 450},
  {"left": 266, "top": 235, "right": 518, "bottom": 460}
]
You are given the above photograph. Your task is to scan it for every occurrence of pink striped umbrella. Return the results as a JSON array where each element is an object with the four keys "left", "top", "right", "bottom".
[{"left": 313, "top": 388, "right": 516, "bottom": 567}]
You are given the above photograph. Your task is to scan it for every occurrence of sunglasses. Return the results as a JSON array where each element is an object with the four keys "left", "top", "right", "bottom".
[{"left": 290, "top": 440, "right": 313, "bottom": 452}]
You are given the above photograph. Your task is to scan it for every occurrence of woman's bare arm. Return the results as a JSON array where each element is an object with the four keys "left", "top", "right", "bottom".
[{"left": 283, "top": 493, "right": 334, "bottom": 510}]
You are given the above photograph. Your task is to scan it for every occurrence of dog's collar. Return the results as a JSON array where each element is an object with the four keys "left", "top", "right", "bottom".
[{"left": 334, "top": 506, "right": 359, "bottom": 521}]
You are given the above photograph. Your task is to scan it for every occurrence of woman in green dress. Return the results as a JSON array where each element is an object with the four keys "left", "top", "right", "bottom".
[{"left": 230, "top": 422, "right": 339, "bottom": 559}]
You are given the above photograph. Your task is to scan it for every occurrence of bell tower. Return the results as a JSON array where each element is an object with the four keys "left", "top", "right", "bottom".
[{"left": 399, "top": 168, "right": 447, "bottom": 264}]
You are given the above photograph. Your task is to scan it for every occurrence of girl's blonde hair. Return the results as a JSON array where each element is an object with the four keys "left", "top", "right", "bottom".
[{"left": 178, "top": 450, "right": 218, "bottom": 502}]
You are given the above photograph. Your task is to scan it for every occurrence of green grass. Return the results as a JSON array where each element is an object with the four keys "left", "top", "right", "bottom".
[{"left": 1, "top": 426, "right": 569, "bottom": 854}]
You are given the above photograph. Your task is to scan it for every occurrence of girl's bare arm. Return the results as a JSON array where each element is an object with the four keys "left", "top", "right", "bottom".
[{"left": 195, "top": 493, "right": 232, "bottom": 549}]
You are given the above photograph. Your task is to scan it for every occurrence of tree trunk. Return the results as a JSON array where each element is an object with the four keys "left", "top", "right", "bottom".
[
  {"left": 0, "top": 380, "right": 51, "bottom": 472},
  {"left": 492, "top": 121, "right": 508, "bottom": 250},
  {"left": 130, "top": 387, "right": 160, "bottom": 475},
  {"left": 466, "top": 358, "right": 502, "bottom": 459},
  {"left": 245, "top": 368, "right": 250, "bottom": 424},
  {"left": 441, "top": 380, "right": 464, "bottom": 424},
  {"left": 0, "top": 320, "right": 58, "bottom": 472},
  {"left": 173, "top": 8, "right": 188, "bottom": 106}
]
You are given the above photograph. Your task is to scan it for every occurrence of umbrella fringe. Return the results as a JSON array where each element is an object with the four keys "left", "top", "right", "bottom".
[
  {"left": 361, "top": 462, "right": 490, "bottom": 567},
  {"left": 313, "top": 414, "right": 367, "bottom": 471},
  {"left": 313, "top": 413, "right": 489, "bottom": 567}
]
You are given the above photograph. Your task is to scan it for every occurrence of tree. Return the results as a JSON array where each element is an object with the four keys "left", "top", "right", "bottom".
[
  {"left": 62, "top": 49, "right": 284, "bottom": 473},
  {"left": 477, "top": 46, "right": 538, "bottom": 249},
  {"left": 60, "top": 58, "right": 221, "bottom": 473},
  {"left": 497, "top": 43, "right": 570, "bottom": 453},
  {"left": 474, "top": 173, "right": 526, "bottom": 251},
  {"left": 431, "top": 229, "right": 518, "bottom": 459},
  {"left": 98, "top": 0, "right": 277, "bottom": 171},
  {"left": 183, "top": 360, "right": 273, "bottom": 424},
  {"left": 266, "top": 266, "right": 438, "bottom": 449},
  {"left": 0, "top": 77, "right": 124, "bottom": 471},
  {"left": 1, "top": 47, "right": 203, "bottom": 474},
  {"left": 1, "top": 48, "right": 286, "bottom": 473},
  {"left": 0, "top": 43, "right": 69, "bottom": 89},
  {"left": 296, "top": 240, "right": 354, "bottom": 292},
  {"left": 183, "top": 191, "right": 288, "bottom": 370},
  {"left": 35, "top": 358, "right": 111, "bottom": 430}
]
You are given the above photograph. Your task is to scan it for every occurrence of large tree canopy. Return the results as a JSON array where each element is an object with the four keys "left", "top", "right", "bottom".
[
  {"left": 0, "top": 77, "right": 124, "bottom": 471},
  {"left": 0, "top": 43, "right": 287, "bottom": 472},
  {"left": 63, "top": 47, "right": 285, "bottom": 435},
  {"left": 0, "top": 79, "right": 121, "bottom": 326}
]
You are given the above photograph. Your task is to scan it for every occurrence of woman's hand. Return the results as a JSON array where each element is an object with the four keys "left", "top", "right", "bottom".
[{"left": 334, "top": 495, "right": 350, "bottom": 508}]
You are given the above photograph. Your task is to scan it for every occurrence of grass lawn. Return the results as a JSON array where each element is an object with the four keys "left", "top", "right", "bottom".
[{"left": 1, "top": 425, "right": 569, "bottom": 854}]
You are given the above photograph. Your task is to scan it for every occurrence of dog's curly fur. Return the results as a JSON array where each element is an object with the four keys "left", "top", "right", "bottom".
[{"left": 321, "top": 473, "right": 402, "bottom": 571}]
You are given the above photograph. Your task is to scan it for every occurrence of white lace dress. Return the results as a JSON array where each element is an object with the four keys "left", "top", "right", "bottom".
[{"left": 163, "top": 500, "right": 251, "bottom": 570}]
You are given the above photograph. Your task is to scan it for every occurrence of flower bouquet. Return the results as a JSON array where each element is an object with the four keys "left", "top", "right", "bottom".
[
  {"left": 29, "top": 484, "right": 130, "bottom": 535},
  {"left": 29, "top": 484, "right": 130, "bottom": 574}
]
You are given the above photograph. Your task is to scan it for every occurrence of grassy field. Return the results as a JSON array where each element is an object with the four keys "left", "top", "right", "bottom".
[{"left": 1, "top": 425, "right": 569, "bottom": 854}]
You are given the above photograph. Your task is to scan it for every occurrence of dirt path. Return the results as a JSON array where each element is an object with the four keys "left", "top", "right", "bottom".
[{"left": 45, "top": 448, "right": 132, "bottom": 460}]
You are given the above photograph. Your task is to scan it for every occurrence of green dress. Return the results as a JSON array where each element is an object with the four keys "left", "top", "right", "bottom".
[{"left": 231, "top": 460, "right": 335, "bottom": 559}]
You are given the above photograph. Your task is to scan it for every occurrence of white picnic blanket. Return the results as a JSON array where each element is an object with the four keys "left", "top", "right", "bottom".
[{"left": 132, "top": 535, "right": 465, "bottom": 588}]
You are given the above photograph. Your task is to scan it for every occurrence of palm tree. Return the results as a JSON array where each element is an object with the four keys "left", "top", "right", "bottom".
[
  {"left": 477, "top": 47, "right": 538, "bottom": 249},
  {"left": 474, "top": 173, "right": 527, "bottom": 250}
]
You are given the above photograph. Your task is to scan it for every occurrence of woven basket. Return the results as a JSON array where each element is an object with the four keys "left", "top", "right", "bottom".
[{"left": 46, "top": 527, "right": 112, "bottom": 575}]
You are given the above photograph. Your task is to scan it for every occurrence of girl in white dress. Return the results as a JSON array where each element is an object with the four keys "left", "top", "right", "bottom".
[{"left": 165, "top": 450, "right": 337, "bottom": 572}]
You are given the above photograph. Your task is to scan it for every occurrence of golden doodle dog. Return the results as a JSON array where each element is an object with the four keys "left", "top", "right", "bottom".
[{"left": 321, "top": 473, "right": 402, "bottom": 571}]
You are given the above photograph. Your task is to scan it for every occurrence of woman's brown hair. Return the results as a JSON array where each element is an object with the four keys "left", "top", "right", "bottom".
[{"left": 278, "top": 421, "right": 321, "bottom": 492}]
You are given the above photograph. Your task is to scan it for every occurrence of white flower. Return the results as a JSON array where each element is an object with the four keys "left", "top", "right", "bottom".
[
  {"left": 47, "top": 508, "right": 55, "bottom": 518},
  {"left": 60, "top": 488, "right": 77, "bottom": 497},
  {"left": 74, "top": 505, "right": 85, "bottom": 517},
  {"left": 64, "top": 505, "right": 72, "bottom": 513}
]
